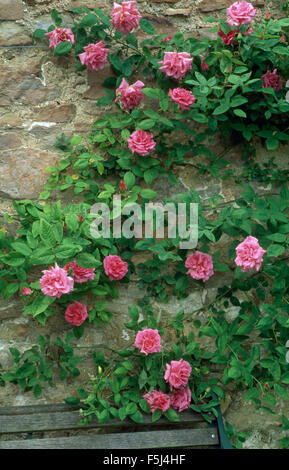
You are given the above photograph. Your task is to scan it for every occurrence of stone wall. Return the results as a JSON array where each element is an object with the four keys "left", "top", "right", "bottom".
[{"left": 1, "top": 0, "right": 289, "bottom": 449}]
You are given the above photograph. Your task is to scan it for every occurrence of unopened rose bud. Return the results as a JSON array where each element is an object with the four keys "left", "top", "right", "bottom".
[
  {"left": 201, "top": 61, "right": 209, "bottom": 71},
  {"left": 120, "top": 179, "right": 127, "bottom": 191},
  {"left": 163, "top": 36, "right": 172, "bottom": 44},
  {"left": 22, "top": 287, "right": 33, "bottom": 296},
  {"left": 78, "top": 215, "right": 83, "bottom": 222}
]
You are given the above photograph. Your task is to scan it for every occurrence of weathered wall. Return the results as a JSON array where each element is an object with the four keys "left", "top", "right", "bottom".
[{"left": 1, "top": 0, "right": 289, "bottom": 449}]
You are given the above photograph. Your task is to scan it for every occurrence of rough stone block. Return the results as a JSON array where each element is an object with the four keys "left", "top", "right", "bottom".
[
  {"left": 0, "top": 22, "right": 31, "bottom": 46},
  {"left": 0, "top": 65, "right": 60, "bottom": 106},
  {"left": 199, "top": 0, "right": 264, "bottom": 12},
  {"left": 0, "top": 133, "right": 22, "bottom": 150},
  {"left": 165, "top": 8, "right": 192, "bottom": 16},
  {"left": 0, "top": 0, "right": 23, "bottom": 20},
  {"left": 0, "top": 148, "right": 58, "bottom": 199},
  {"left": 30, "top": 104, "right": 76, "bottom": 122}
]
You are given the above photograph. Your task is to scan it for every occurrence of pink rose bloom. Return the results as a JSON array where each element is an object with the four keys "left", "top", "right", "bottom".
[
  {"left": 45, "top": 28, "right": 75, "bottom": 49},
  {"left": 127, "top": 130, "right": 156, "bottom": 156},
  {"left": 170, "top": 387, "right": 191, "bottom": 412},
  {"left": 79, "top": 42, "right": 108, "bottom": 71},
  {"left": 40, "top": 263, "right": 74, "bottom": 298},
  {"left": 110, "top": 1, "right": 142, "bottom": 35},
  {"left": 64, "top": 260, "right": 95, "bottom": 283},
  {"left": 103, "top": 254, "right": 128, "bottom": 281},
  {"left": 164, "top": 359, "right": 192, "bottom": 390},
  {"left": 135, "top": 329, "right": 161, "bottom": 355},
  {"left": 22, "top": 287, "right": 32, "bottom": 296},
  {"left": 115, "top": 78, "right": 145, "bottom": 110},
  {"left": 168, "top": 88, "right": 196, "bottom": 111},
  {"left": 143, "top": 390, "right": 171, "bottom": 413},
  {"left": 226, "top": 1, "right": 256, "bottom": 27},
  {"left": 185, "top": 251, "right": 214, "bottom": 282},
  {"left": 158, "top": 51, "right": 193, "bottom": 80},
  {"left": 235, "top": 236, "right": 266, "bottom": 272},
  {"left": 261, "top": 69, "right": 283, "bottom": 92},
  {"left": 65, "top": 301, "right": 88, "bottom": 327}
]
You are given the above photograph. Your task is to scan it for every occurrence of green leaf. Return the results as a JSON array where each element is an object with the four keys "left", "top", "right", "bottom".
[
  {"left": 11, "top": 242, "right": 32, "bottom": 256},
  {"left": 164, "top": 408, "right": 180, "bottom": 422},
  {"left": 54, "top": 41, "right": 73, "bottom": 56},
  {"left": 140, "top": 18, "right": 156, "bottom": 35},
  {"left": 80, "top": 13, "right": 98, "bottom": 27},
  {"left": 142, "top": 88, "right": 160, "bottom": 99},
  {"left": 108, "top": 54, "right": 123, "bottom": 72},
  {"left": 267, "top": 244, "right": 285, "bottom": 257},
  {"left": 126, "top": 33, "right": 138, "bottom": 48},
  {"left": 4, "top": 253, "right": 25, "bottom": 267},
  {"left": 130, "top": 410, "right": 144, "bottom": 423},
  {"left": 40, "top": 219, "right": 56, "bottom": 247},
  {"left": 151, "top": 409, "right": 162, "bottom": 422},
  {"left": 33, "top": 29, "right": 46, "bottom": 39},
  {"left": 137, "top": 119, "right": 156, "bottom": 130},
  {"left": 64, "top": 396, "right": 81, "bottom": 406},
  {"left": 233, "top": 109, "right": 247, "bottom": 118},
  {"left": 274, "top": 384, "right": 288, "bottom": 400},
  {"left": 51, "top": 9, "right": 62, "bottom": 26},
  {"left": 24, "top": 294, "right": 55, "bottom": 317},
  {"left": 266, "top": 138, "right": 279, "bottom": 150},
  {"left": 140, "top": 189, "right": 157, "bottom": 199}
]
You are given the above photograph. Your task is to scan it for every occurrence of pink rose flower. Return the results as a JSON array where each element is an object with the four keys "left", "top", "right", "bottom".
[
  {"left": 103, "top": 254, "right": 128, "bottom": 281},
  {"left": 64, "top": 260, "right": 95, "bottom": 283},
  {"left": 158, "top": 51, "right": 193, "bottom": 80},
  {"left": 235, "top": 235, "right": 266, "bottom": 272},
  {"left": 170, "top": 387, "right": 191, "bottom": 412},
  {"left": 45, "top": 28, "right": 75, "bottom": 49},
  {"left": 164, "top": 359, "right": 192, "bottom": 390},
  {"left": 185, "top": 251, "right": 214, "bottom": 282},
  {"left": 115, "top": 78, "right": 145, "bottom": 110},
  {"left": 168, "top": 88, "right": 196, "bottom": 111},
  {"left": 40, "top": 263, "right": 74, "bottom": 298},
  {"left": 79, "top": 42, "right": 109, "bottom": 71},
  {"left": 143, "top": 390, "right": 171, "bottom": 413},
  {"left": 135, "top": 329, "right": 161, "bottom": 355},
  {"left": 22, "top": 287, "right": 32, "bottom": 296},
  {"left": 127, "top": 130, "right": 156, "bottom": 156},
  {"left": 261, "top": 69, "right": 283, "bottom": 92},
  {"left": 226, "top": 1, "right": 256, "bottom": 27},
  {"left": 110, "top": 1, "right": 142, "bottom": 35},
  {"left": 65, "top": 301, "right": 88, "bottom": 327}
]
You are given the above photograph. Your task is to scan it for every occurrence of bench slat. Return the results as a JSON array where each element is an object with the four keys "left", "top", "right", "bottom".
[
  {"left": 0, "top": 427, "right": 219, "bottom": 449},
  {"left": 0, "top": 408, "right": 206, "bottom": 433}
]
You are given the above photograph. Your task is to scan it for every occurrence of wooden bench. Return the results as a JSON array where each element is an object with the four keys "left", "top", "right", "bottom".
[{"left": 0, "top": 400, "right": 233, "bottom": 449}]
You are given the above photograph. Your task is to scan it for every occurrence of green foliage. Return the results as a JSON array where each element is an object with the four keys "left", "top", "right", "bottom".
[
  {"left": 1, "top": 335, "right": 81, "bottom": 397},
  {"left": 0, "top": 3, "right": 287, "bottom": 444}
]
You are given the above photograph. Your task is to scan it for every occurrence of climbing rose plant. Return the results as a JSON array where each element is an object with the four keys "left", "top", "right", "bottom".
[{"left": 1, "top": 1, "right": 289, "bottom": 449}]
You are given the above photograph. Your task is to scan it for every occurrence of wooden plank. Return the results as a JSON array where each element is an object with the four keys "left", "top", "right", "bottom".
[
  {"left": 0, "top": 427, "right": 219, "bottom": 449},
  {"left": 0, "top": 408, "right": 207, "bottom": 433},
  {"left": 0, "top": 403, "right": 80, "bottom": 416}
]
